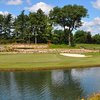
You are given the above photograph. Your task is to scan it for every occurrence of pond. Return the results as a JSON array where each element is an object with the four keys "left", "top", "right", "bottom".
[{"left": 0, "top": 67, "right": 100, "bottom": 100}]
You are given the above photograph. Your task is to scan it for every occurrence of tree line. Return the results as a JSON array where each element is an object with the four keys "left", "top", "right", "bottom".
[
  {"left": 53, "top": 30, "right": 100, "bottom": 44},
  {"left": 0, "top": 9, "right": 51, "bottom": 44},
  {"left": 0, "top": 4, "right": 100, "bottom": 45}
]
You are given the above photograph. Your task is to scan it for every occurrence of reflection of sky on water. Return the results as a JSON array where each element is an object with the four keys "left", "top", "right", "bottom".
[
  {"left": 9, "top": 72, "right": 21, "bottom": 99},
  {"left": 51, "top": 70, "right": 64, "bottom": 86},
  {"left": 71, "top": 67, "right": 100, "bottom": 97},
  {"left": 0, "top": 67, "right": 100, "bottom": 100}
]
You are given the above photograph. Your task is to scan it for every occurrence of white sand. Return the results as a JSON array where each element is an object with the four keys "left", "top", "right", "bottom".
[{"left": 60, "top": 53, "right": 90, "bottom": 57}]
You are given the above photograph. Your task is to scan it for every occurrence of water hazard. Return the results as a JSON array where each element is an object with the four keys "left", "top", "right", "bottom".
[{"left": 0, "top": 67, "right": 100, "bottom": 100}]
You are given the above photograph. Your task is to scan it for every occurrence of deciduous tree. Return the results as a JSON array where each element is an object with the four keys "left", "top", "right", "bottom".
[{"left": 49, "top": 5, "right": 88, "bottom": 46}]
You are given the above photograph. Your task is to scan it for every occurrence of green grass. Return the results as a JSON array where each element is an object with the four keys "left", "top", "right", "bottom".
[
  {"left": 76, "top": 44, "right": 100, "bottom": 50},
  {"left": 50, "top": 44, "right": 72, "bottom": 49},
  {"left": 50, "top": 44, "right": 100, "bottom": 50},
  {"left": 0, "top": 53, "right": 100, "bottom": 71}
]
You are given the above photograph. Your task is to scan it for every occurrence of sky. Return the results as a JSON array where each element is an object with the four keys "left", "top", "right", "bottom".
[{"left": 0, "top": 0, "right": 100, "bottom": 34}]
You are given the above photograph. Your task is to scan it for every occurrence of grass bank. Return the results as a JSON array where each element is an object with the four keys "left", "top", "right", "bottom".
[
  {"left": 50, "top": 44, "right": 100, "bottom": 50},
  {"left": 0, "top": 52, "right": 100, "bottom": 71}
]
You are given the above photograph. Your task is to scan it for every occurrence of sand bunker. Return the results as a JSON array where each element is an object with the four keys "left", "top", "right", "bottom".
[{"left": 60, "top": 53, "right": 90, "bottom": 57}]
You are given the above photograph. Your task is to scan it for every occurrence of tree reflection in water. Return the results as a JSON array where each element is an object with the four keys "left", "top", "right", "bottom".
[
  {"left": 51, "top": 70, "right": 84, "bottom": 100},
  {"left": 0, "top": 70, "right": 84, "bottom": 100}
]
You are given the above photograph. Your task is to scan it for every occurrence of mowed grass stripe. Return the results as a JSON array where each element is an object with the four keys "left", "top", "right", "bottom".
[{"left": 0, "top": 53, "right": 99, "bottom": 70}]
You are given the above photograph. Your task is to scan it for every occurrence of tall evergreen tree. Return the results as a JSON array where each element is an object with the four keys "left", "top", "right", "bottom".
[
  {"left": 0, "top": 14, "right": 13, "bottom": 39},
  {"left": 14, "top": 10, "right": 29, "bottom": 43},
  {"left": 29, "top": 9, "right": 48, "bottom": 43},
  {"left": 0, "top": 14, "right": 3, "bottom": 35}
]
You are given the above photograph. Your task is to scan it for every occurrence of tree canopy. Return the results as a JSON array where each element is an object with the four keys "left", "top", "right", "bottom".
[
  {"left": 74, "top": 30, "right": 92, "bottom": 44},
  {"left": 49, "top": 5, "right": 88, "bottom": 46},
  {"left": 0, "top": 5, "right": 100, "bottom": 44}
]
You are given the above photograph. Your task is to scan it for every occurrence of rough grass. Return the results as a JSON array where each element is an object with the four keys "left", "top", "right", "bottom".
[
  {"left": 1, "top": 43, "right": 100, "bottom": 49},
  {"left": 76, "top": 44, "right": 100, "bottom": 50},
  {"left": 87, "top": 93, "right": 100, "bottom": 100},
  {"left": 50, "top": 44, "right": 100, "bottom": 50},
  {"left": 0, "top": 52, "right": 100, "bottom": 71}
]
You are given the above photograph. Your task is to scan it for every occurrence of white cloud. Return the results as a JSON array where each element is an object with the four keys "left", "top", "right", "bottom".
[
  {"left": 92, "top": 0, "right": 100, "bottom": 9},
  {"left": 26, "top": 2, "right": 53, "bottom": 14},
  {"left": 7, "top": 0, "right": 22, "bottom": 5},
  {"left": 0, "top": 11, "right": 16, "bottom": 18},
  {"left": 80, "top": 17, "right": 100, "bottom": 34},
  {"left": 0, "top": 11, "right": 9, "bottom": 15}
]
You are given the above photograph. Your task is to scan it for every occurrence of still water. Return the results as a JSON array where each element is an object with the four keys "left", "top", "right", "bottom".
[{"left": 0, "top": 67, "right": 100, "bottom": 100}]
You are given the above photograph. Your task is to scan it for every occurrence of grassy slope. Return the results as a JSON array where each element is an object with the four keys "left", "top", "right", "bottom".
[
  {"left": 0, "top": 53, "right": 100, "bottom": 70},
  {"left": 50, "top": 44, "right": 100, "bottom": 49}
]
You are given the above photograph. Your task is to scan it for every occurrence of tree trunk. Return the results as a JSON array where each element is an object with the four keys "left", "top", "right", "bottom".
[
  {"left": 28, "top": 34, "right": 31, "bottom": 44},
  {"left": 34, "top": 33, "right": 37, "bottom": 44},
  {"left": 68, "top": 33, "right": 71, "bottom": 46},
  {"left": 64, "top": 26, "right": 66, "bottom": 34}
]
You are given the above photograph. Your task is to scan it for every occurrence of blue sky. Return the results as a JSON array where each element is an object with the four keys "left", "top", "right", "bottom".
[{"left": 0, "top": 0, "right": 100, "bottom": 34}]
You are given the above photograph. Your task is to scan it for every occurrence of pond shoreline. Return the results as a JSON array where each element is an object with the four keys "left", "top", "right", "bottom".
[{"left": 0, "top": 65, "right": 100, "bottom": 72}]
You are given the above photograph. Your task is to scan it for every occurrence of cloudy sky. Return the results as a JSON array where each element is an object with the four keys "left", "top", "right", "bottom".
[{"left": 0, "top": 0, "right": 100, "bottom": 34}]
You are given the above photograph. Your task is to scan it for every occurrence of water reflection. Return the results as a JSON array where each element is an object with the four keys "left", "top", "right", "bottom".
[
  {"left": 51, "top": 70, "right": 64, "bottom": 86},
  {"left": 51, "top": 70, "right": 83, "bottom": 100},
  {"left": 0, "top": 67, "right": 100, "bottom": 100},
  {"left": 71, "top": 68, "right": 100, "bottom": 97}
]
